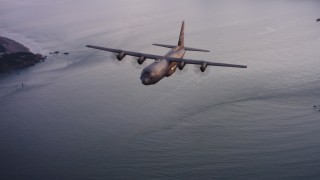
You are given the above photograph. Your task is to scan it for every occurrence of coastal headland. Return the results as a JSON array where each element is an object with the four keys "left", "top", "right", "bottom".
[{"left": 0, "top": 36, "right": 44, "bottom": 74}]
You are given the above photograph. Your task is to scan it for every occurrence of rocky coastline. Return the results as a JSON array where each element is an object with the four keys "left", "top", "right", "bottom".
[{"left": 0, "top": 36, "right": 44, "bottom": 74}]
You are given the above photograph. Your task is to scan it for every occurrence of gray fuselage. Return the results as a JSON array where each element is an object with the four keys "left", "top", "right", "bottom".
[{"left": 140, "top": 46, "right": 186, "bottom": 85}]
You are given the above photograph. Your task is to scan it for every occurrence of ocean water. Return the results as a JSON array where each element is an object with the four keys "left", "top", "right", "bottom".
[{"left": 1, "top": 0, "right": 320, "bottom": 179}]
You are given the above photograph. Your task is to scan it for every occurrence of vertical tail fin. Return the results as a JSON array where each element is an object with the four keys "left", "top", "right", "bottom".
[{"left": 178, "top": 20, "right": 185, "bottom": 47}]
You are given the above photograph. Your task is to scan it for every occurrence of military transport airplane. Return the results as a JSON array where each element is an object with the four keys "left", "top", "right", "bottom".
[{"left": 86, "top": 21, "right": 247, "bottom": 85}]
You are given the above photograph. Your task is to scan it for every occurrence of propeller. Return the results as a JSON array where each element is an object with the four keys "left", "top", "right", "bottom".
[
  {"left": 193, "top": 63, "right": 210, "bottom": 76},
  {"left": 176, "top": 63, "right": 188, "bottom": 74},
  {"left": 109, "top": 52, "right": 126, "bottom": 65},
  {"left": 130, "top": 56, "right": 145, "bottom": 70}
]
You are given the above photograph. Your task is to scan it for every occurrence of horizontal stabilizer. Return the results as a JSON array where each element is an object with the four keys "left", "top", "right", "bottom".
[
  {"left": 153, "top": 43, "right": 210, "bottom": 52},
  {"left": 152, "top": 44, "right": 176, "bottom": 48},
  {"left": 184, "top": 47, "right": 210, "bottom": 52}
]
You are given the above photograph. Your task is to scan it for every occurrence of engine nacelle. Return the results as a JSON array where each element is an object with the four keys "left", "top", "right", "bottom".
[
  {"left": 200, "top": 62, "right": 208, "bottom": 72},
  {"left": 137, "top": 56, "right": 146, "bottom": 65},
  {"left": 178, "top": 61, "right": 186, "bottom": 70},
  {"left": 117, "top": 51, "right": 126, "bottom": 61}
]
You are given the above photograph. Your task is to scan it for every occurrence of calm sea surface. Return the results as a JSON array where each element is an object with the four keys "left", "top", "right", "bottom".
[{"left": 1, "top": 0, "right": 320, "bottom": 179}]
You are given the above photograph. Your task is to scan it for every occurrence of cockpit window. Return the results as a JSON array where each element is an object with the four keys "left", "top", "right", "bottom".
[{"left": 142, "top": 71, "right": 150, "bottom": 76}]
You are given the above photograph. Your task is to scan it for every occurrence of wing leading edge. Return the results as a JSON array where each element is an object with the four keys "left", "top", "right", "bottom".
[
  {"left": 86, "top": 45, "right": 247, "bottom": 68},
  {"left": 86, "top": 45, "right": 162, "bottom": 60}
]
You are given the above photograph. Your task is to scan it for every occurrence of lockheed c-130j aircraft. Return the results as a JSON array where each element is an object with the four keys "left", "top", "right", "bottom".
[{"left": 86, "top": 21, "right": 247, "bottom": 85}]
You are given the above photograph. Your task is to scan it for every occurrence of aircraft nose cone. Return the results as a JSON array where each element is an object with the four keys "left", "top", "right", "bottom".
[{"left": 140, "top": 77, "right": 151, "bottom": 85}]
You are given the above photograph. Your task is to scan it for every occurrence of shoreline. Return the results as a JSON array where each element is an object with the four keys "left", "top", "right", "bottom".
[{"left": 0, "top": 36, "right": 44, "bottom": 74}]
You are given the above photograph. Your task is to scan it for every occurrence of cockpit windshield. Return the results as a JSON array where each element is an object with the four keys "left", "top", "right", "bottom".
[{"left": 142, "top": 71, "right": 150, "bottom": 77}]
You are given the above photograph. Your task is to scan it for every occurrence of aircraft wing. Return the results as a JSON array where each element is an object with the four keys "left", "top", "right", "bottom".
[
  {"left": 86, "top": 45, "right": 247, "bottom": 68},
  {"left": 86, "top": 45, "right": 162, "bottom": 60},
  {"left": 166, "top": 57, "right": 247, "bottom": 68}
]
